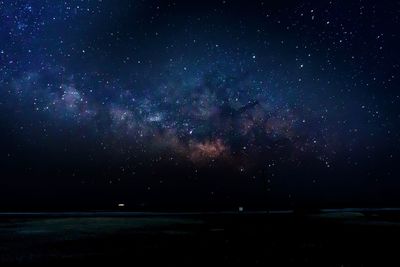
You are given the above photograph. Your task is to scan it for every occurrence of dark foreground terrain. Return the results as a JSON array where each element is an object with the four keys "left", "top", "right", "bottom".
[{"left": 1, "top": 210, "right": 400, "bottom": 266}]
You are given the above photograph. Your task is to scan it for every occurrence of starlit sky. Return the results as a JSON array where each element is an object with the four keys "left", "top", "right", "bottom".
[{"left": 0, "top": 0, "right": 399, "bottom": 211}]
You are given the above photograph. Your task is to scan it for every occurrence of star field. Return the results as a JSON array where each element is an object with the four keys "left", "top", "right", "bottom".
[{"left": 1, "top": 0, "right": 399, "bottom": 210}]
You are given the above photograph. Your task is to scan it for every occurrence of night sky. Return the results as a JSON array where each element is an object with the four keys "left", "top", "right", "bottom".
[{"left": 1, "top": 0, "right": 399, "bottom": 211}]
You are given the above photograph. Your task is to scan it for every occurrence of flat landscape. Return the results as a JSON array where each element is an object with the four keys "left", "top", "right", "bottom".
[{"left": 1, "top": 210, "right": 400, "bottom": 266}]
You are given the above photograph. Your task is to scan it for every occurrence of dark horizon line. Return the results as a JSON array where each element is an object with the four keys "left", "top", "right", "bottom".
[{"left": 2, "top": 207, "right": 400, "bottom": 217}]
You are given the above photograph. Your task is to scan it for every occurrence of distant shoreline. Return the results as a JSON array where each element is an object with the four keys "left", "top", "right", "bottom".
[{"left": 1, "top": 208, "right": 400, "bottom": 217}]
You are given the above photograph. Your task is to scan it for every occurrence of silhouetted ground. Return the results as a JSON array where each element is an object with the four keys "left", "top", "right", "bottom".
[{"left": 1, "top": 210, "right": 400, "bottom": 266}]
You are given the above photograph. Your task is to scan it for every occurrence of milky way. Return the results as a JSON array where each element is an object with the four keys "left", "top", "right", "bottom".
[{"left": 1, "top": 0, "right": 399, "bottom": 209}]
